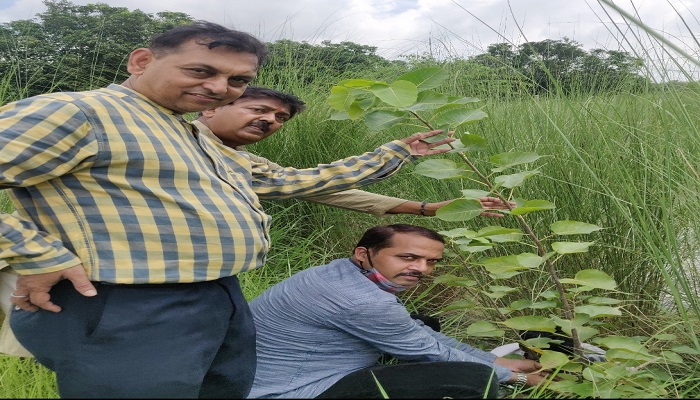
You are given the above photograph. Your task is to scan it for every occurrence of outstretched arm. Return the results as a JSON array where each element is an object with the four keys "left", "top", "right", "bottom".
[
  {"left": 387, "top": 197, "right": 514, "bottom": 217},
  {"left": 240, "top": 130, "right": 456, "bottom": 200}
]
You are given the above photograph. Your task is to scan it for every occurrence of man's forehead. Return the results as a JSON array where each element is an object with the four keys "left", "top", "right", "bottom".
[{"left": 234, "top": 97, "right": 290, "bottom": 112}]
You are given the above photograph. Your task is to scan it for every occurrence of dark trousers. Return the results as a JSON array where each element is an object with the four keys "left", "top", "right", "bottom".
[
  {"left": 10, "top": 276, "right": 255, "bottom": 399},
  {"left": 316, "top": 361, "right": 499, "bottom": 399}
]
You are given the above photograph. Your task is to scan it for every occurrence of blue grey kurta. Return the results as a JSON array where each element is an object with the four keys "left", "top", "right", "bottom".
[{"left": 248, "top": 258, "right": 512, "bottom": 398}]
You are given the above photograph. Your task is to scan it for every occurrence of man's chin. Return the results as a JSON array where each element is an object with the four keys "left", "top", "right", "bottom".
[
  {"left": 399, "top": 277, "right": 422, "bottom": 286},
  {"left": 245, "top": 127, "right": 269, "bottom": 136}
]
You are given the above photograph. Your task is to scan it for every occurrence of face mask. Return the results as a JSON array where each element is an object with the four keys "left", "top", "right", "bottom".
[
  {"left": 355, "top": 251, "right": 408, "bottom": 294},
  {"left": 359, "top": 267, "right": 407, "bottom": 293}
]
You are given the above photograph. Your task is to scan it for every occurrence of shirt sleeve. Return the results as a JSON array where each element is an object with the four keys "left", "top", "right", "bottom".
[
  {"left": 335, "top": 298, "right": 513, "bottom": 382},
  {"left": 0, "top": 98, "right": 95, "bottom": 273},
  {"left": 239, "top": 153, "right": 409, "bottom": 216},
  {"left": 416, "top": 320, "right": 512, "bottom": 381},
  {"left": 245, "top": 140, "right": 415, "bottom": 200}
]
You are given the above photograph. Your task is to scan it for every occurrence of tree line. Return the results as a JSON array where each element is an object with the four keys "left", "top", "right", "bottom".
[{"left": 0, "top": 0, "right": 651, "bottom": 102}]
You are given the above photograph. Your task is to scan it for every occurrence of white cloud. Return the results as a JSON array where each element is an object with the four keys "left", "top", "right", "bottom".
[{"left": 2, "top": 0, "right": 699, "bottom": 76}]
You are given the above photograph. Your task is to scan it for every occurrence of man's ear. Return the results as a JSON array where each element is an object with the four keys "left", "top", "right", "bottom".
[
  {"left": 126, "top": 48, "right": 154, "bottom": 75},
  {"left": 353, "top": 247, "right": 369, "bottom": 263}
]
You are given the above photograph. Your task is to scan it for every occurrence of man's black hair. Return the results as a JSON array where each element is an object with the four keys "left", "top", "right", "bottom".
[
  {"left": 355, "top": 224, "right": 445, "bottom": 254},
  {"left": 149, "top": 20, "right": 269, "bottom": 66},
  {"left": 234, "top": 86, "right": 306, "bottom": 118}
]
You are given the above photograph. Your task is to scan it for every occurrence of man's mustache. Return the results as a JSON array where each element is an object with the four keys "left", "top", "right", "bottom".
[
  {"left": 395, "top": 272, "right": 425, "bottom": 279},
  {"left": 249, "top": 121, "right": 270, "bottom": 133}
]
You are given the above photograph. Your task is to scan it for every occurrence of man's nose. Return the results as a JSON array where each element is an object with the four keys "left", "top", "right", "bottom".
[
  {"left": 259, "top": 111, "right": 277, "bottom": 122},
  {"left": 202, "top": 77, "right": 229, "bottom": 94},
  {"left": 411, "top": 260, "right": 431, "bottom": 272}
]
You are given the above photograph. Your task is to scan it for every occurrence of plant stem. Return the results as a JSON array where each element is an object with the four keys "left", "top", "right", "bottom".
[{"left": 412, "top": 111, "right": 585, "bottom": 359}]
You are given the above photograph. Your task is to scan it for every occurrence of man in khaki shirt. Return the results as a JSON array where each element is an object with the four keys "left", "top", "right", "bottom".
[
  {"left": 0, "top": 86, "right": 509, "bottom": 358},
  {"left": 195, "top": 86, "right": 510, "bottom": 217}
]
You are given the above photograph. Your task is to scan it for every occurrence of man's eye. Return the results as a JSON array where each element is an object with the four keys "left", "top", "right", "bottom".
[
  {"left": 187, "top": 68, "right": 211, "bottom": 76},
  {"left": 229, "top": 77, "right": 251, "bottom": 87}
]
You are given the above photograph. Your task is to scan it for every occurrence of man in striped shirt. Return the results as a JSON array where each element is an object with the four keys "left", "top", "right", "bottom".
[{"left": 0, "top": 22, "right": 453, "bottom": 398}]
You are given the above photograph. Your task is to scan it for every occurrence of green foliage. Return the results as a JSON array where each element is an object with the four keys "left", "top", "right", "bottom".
[
  {"left": 326, "top": 66, "right": 684, "bottom": 398},
  {"left": 0, "top": 356, "right": 58, "bottom": 397},
  {"left": 0, "top": 0, "right": 195, "bottom": 99}
]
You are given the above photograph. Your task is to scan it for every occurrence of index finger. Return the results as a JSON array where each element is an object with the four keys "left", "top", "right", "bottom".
[
  {"left": 28, "top": 290, "right": 61, "bottom": 313},
  {"left": 403, "top": 130, "right": 445, "bottom": 144}
]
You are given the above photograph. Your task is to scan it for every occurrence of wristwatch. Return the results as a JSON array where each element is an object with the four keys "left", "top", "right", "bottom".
[{"left": 513, "top": 372, "right": 528, "bottom": 388}]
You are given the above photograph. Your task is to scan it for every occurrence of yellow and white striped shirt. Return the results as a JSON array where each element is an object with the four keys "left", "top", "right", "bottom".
[{"left": 0, "top": 85, "right": 412, "bottom": 283}]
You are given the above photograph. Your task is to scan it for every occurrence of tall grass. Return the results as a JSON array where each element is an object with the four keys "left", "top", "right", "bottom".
[{"left": 249, "top": 22, "right": 700, "bottom": 396}]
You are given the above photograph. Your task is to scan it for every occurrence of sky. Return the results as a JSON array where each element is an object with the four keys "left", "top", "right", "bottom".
[{"left": 2, "top": 0, "right": 699, "bottom": 79}]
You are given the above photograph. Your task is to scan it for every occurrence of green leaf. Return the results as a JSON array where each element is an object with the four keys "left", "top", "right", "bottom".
[
  {"left": 552, "top": 315, "right": 594, "bottom": 331},
  {"left": 605, "top": 348, "right": 655, "bottom": 362},
  {"left": 402, "top": 90, "right": 449, "bottom": 111},
  {"left": 439, "top": 227, "right": 477, "bottom": 238},
  {"left": 460, "top": 189, "right": 491, "bottom": 199},
  {"left": 660, "top": 351, "right": 683, "bottom": 363},
  {"left": 523, "top": 336, "right": 558, "bottom": 349},
  {"left": 364, "top": 110, "right": 408, "bottom": 130},
  {"left": 434, "top": 108, "right": 488, "bottom": 127},
  {"left": 493, "top": 170, "right": 541, "bottom": 189},
  {"left": 329, "top": 110, "right": 350, "bottom": 120},
  {"left": 552, "top": 315, "right": 600, "bottom": 342},
  {"left": 586, "top": 296, "right": 622, "bottom": 305},
  {"left": 490, "top": 152, "right": 542, "bottom": 171},
  {"left": 576, "top": 326, "right": 601, "bottom": 342},
  {"left": 529, "top": 301, "right": 558, "bottom": 309},
  {"left": 509, "top": 300, "right": 533, "bottom": 310},
  {"left": 480, "top": 253, "right": 543, "bottom": 270},
  {"left": 552, "top": 241, "right": 595, "bottom": 254},
  {"left": 595, "top": 336, "right": 649, "bottom": 354},
  {"left": 457, "top": 243, "right": 494, "bottom": 253},
  {"left": 358, "top": 96, "right": 378, "bottom": 110},
  {"left": 346, "top": 100, "right": 366, "bottom": 120},
  {"left": 435, "top": 198, "right": 483, "bottom": 222},
  {"left": 510, "top": 199, "right": 556, "bottom": 215},
  {"left": 433, "top": 274, "right": 477, "bottom": 287},
  {"left": 327, "top": 86, "right": 354, "bottom": 111},
  {"left": 548, "top": 380, "right": 594, "bottom": 397},
  {"left": 369, "top": 80, "right": 418, "bottom": 108},
  {"left": 475, "top": 226, "right": 523, "bottom": 243},
  {"left": 560, "top": 269, "right": 617, "bottom": 290},
  {"left": 574, "top": 304, "right": 622, "bottom": 318},
  {"left": 670, "top": 344, "right": 700, "bottom": 355},
  {"left": 459, "top": 133, "right": 487, "bottom": 151},
  {"left": 502, "top": 316, "right": 557, "bottom": 333},
  {"left": 466, "top": 321, "right": 505, "bottom": 337},
  {"left": 485, "top": 285, "right": 518, "bottom": 299},
  {"left": 483, "top": 265, "right": 527, "bottom": 279},
  {"left": 539, "top": 350, "right": 571, "bottom": 369},
  {"left": 413, "top": 159, "right": 471, "bottom": 179},
  {"left": 396, "top": 67, "right": 449, "bottom": 91},
  {"left": 550, "top": 220, "right": 603, "bottom": 235},
  {"left": 650, "top": 333, "right": 676, "bottom": 341}
]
